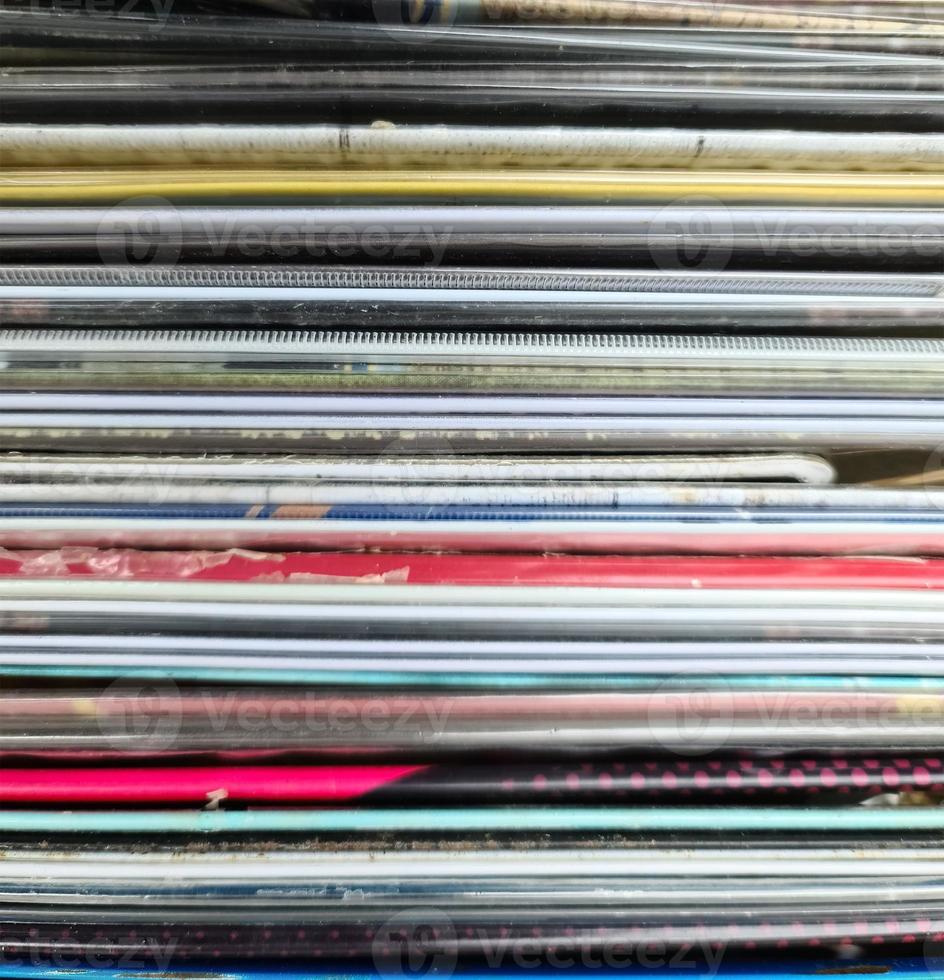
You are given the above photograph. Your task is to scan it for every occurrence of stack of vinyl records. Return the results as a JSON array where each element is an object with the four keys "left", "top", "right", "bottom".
[{"left": 0, "top": 0, "right": 943, "bottom": 978}]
